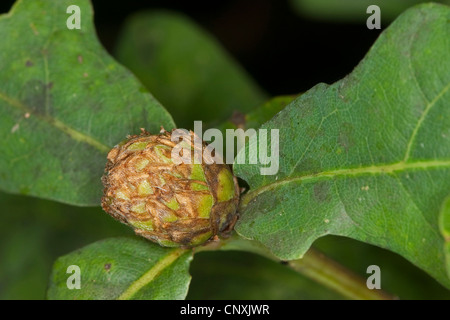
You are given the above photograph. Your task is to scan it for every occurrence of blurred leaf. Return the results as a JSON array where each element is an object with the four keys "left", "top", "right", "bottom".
[
  {"left": 0, "top": 191, "right": 132, "bottom": 299},
  {"left": 114, "top": 10, "right": 267, "bottom": 129},
  {"left": 188, "top": 251, "right": 343, "bottom": 300},
  {"left": 216, "top": 95, "right": 298, "bottom": 161},
  {"left": 4, "top": 186, "right": 448, "bottom": 300},
  {"left": 0, "top": 0, "right": 174, "bottom": 206},
  {"left": 314, "top": 236, "right": 450, "bottom": 300},
  {"left": 235, "top": 4, "right": 450, "bottom": 288},
  {"left": 47, "top": 237, "right": 192, "bottom": 300},
  {"left": 290, "top": 0, "right": 450, "bottom": 22},
  {"left": 217, "top": 95, "right": 298, "bottom": 133}
]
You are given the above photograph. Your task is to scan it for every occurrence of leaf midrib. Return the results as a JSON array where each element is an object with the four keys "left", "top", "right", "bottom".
[
  {"left": 0, "top": 90, "right": 110, "bottom": 154},
  {"left": 242, "top": 79, "right": 450, "bottom": 207},
  {"left": 241, "top": 159, "right": 450, "bottom": 207},
  {"left": 117, "top": 248, "right": 188, "bottom": 300}
]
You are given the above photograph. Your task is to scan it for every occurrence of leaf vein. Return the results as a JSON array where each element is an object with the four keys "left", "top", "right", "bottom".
[
  {"left": 403, "top": 82, "right": 450, "bottom": 161},
  {"left": 117, "top": 248, "right": 188, "bottom": 300},
  {"left": 0, "top": 90, "right": 110, "bottom": 154},
  {"left": 241, "top": 160, "right": 450, "bottom": 208}
]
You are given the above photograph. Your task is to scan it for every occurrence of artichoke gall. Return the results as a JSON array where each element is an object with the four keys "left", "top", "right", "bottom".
[{"left": 101, "top": 128, "right": 240, "bottom": 247}]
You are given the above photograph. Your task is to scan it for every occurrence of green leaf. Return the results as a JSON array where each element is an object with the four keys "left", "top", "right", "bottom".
[
  {"left": 114, "top": 10, "right": 267, "bottom": 129},
  {"left": 234, "top": 4, "right": 450, "bottom": 288},
  {"left": 0, "top": 0, "right": 175, "bottom": 206},
  {"left": 47, "top": 237, "right": 192, "bottom": 300}
]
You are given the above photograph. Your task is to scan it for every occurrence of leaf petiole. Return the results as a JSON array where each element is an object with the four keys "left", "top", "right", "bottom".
[{"left": 196, "top": 234, "right": 396, "bottom": 300}]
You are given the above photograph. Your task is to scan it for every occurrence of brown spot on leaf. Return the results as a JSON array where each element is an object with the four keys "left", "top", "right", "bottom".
[
  {"left": 314, "top": 181, "right": 330, "bottom": 203},
  {"left": 306, "top": 125, "right": 324, "bottom": 139},
  {"left": 21, "top": 80, "right": 52, "bottom": 116},
  {"left": 295, "top": 157, "right": 321, "bottom": 174},
  {"left": 230, "top": 111, "right": 246, "bottom": 128},
  {"left": 338, "top": 122, "right": 354, "bottom": 152}
]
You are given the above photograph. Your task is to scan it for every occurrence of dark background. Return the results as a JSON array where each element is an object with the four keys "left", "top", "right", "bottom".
[
  {"left": 97, "top": 0, "right": 381, "bottom": 95},
  {"left": 1, "top": 0, "right": 381, "bottom": 95}
]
